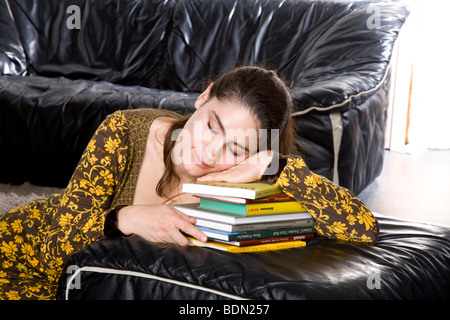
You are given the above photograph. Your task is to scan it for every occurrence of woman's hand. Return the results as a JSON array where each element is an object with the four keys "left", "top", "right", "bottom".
[
  {"left": 116, "top": 204, "right": 207, "bottom": 246},
  {"left": 197, "top": 150, "right": 275, "bottom": 183}
]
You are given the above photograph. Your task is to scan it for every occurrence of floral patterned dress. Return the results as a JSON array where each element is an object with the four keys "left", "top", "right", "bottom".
[{"left": 0, "top": 108, "right": 379, "bottom": 300}]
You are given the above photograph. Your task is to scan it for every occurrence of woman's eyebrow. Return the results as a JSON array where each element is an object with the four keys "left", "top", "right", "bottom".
[
  {"left": 211, "top": 110, "right": 225, "bottom": 133},
  {"left": 211, "top": 110, "right": 250, "bottom": 153}
]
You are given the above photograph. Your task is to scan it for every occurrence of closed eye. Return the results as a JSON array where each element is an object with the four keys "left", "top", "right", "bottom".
[
  {"left": 229, "top": 143, "right": 247, "bottom": 157},
  {"left": 207, "top": 121, "right": 220, "bottom": 135}
]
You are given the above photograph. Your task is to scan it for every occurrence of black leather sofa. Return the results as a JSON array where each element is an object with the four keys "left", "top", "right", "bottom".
[{"left": 1, "top": 0, "right": 408, "bottom": 195}]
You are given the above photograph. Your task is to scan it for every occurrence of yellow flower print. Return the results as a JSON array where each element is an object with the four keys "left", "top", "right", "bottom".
[
  {"left": 11, "top": 219, "right": 23, "bottom": 233},
  {"left": 108, "top": 114, "right": 127, "bottom": 132},
  {"left": 326, "top": 221, "right": 348, "bottom": 234},
  {"left": 47, "top": 260, "right": 64, "bottom": 282},
  {"left": 101, "top": 155, "right": 111, "bottom": 166},
  {"left": 99, "top": 169, "right": 114, "bottom": 185},
  {"left": 89, "top": 185, "right": 106, "bottom": 197},
  {"left": 349, "top": 228, "right": 358, "bottom": 238},
  {"left": 60, "top": 194, "right": 69, "bottom": 207},
  {"left": 79, "top": 179, "right": 88, "bottom": 189},
  {"left": 47, "top": 257, "right": 64, "bottom": 273},
  {"left": 118, "top": 152, "right": 125, "bottom": 166},
  {"left": 27, "top": 285, "right": 41, "bottom": 293},
  {"left": 304, "top": 175, "right": 318, "bottom": 189},
  {"left": 29, "top": 206, "right": 40, "bottom": 220},
  {"left": 14, "top": 235, "right": 24, "bottom": 243},
  {"left": 335, "top": 233, "right": 351, "bottom": 241},
  {"left": 283, "top": 190, "right": 295, "bottom": 199},
  {"left": 86, "top": 139, "right": 96, "bottom": 153},
  {"left": 81, "top": 218, "right": 95, "bottom": 234},
  {"left": 108, "top": 117, "right": 118, "bottom": 132},
  {"left": 0, "top": 220, "right": 9, "bottom": 235},
  {"left": 5, "top": 290, "right": 20, "bottom": 300},
  {"left": 61, "top": 241, "right": 74, "bottom": 255},
  {"left": 1, "top": 241, "right": 18, "bottom": 257},
  {"left": 87, "top": 153, "right": 98, "bottom": 166},
  {"left": 357, "top": 209, "right": 376, "bottom": 231},
  {"left": 58, "top": 213, "right": 73, "bottom": 228},
  {"left": 276, "top": 171, "right": 291, "bottom": 188},
  {"left": 104, "top": 137, "right": 120, "bottom": 154},
  {"left": 2, "top": 257, "right": 13, "bottom": 269},
  {"left": 0, "top": 270, "right": 9, "bottom": 285},
  {"left": 339, "top": 198, "right": 354, "bottom": 214},
  {"left": 338, "top": 188, "right": 348, "bottom": 198},
  {"left": 291, "top": 157, "right": 306, "bottom": 169},
  {"left": 29, "top": 257, "right": 40, "bottom": 268},
  {"left": 288, "top": 172, "right": 300, "bottom": 184},
  {"left": 360, "top": 234, "right": 373, "bottom": 243},
  {"left": 21, "top": 243, "right": 34, "bottom": 257},
  {"left": 67, "top": 201, "right": 79, "bottom": 212},
  {"left": 347, "top": 214, "right": 357, "bottom": 226}
]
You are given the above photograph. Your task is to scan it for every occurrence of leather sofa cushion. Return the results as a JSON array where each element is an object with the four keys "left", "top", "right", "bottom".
[{"left": 58, "top": 214, "right": 450, "bottom": 300}]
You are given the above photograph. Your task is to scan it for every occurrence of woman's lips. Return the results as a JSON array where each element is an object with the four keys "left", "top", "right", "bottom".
[{"left": 194, "top": 150, "right": 212, "bottom": 168}]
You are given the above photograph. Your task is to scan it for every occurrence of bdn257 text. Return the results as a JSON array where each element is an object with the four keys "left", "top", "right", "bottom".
[{"left": 179, "top": 303, "right": 270, "bottom": 317}]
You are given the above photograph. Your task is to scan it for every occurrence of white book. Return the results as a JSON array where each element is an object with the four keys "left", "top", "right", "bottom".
[
  {"left": 181, "top": 181, "right": 281, "bottom": 199},
  {"left": 172, "top": 203, "right": 313, "bottom": 232},
  {"left": 194, "top": 218, "right": 313, "bottom": 232}
]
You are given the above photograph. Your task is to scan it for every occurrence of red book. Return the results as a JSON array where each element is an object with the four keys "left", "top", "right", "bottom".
[{"left": 194, "top": 192, "right": 294, "bottom": 204}]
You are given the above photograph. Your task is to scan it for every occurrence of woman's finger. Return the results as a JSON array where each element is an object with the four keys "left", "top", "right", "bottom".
[
  {"left": 170, "top": 228, "right": 191, "bottom": 246},
  {"left": 198, "top": 166, "right": 258, "bottom": 183},
  {"left": 171, "top": 206, "right": 197, "bottom": 224},
  {"left": 178, "top": 219, "right": 207, "bottom": 242},
  {"left": 168, "top": 206, "right": 207, "bottom": 245},
  {"left": 196, "top": 171, "right": 228, "bottom": 182}
]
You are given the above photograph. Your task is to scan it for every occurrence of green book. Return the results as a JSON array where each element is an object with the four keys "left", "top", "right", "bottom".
[{"left": 198, "top": 197, "right": 308, "bottom": 216}]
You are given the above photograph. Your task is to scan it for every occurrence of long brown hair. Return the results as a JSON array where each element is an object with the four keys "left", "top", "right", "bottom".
[{"left": 156, "top": 66, "right": 297, "bottom": 198}]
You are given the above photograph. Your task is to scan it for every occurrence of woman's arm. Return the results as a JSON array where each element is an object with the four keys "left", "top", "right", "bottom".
[
  {"left": 198, "top": 151, "right": 379, "bottom": 244},
  {"left": 270, "top": 155, "right": 379, "bottom": 244},
  {"left": 44, "top": 111, "right": 130, "bottom": 261}
]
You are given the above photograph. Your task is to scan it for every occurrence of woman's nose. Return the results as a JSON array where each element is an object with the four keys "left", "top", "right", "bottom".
[{"left": 203, "top": 135, "right": 223, "bottom": 164}]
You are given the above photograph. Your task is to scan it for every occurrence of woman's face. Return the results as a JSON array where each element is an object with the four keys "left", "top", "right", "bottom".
[{"left": 173, "top": 89, "right": 260, "bottom": 180}]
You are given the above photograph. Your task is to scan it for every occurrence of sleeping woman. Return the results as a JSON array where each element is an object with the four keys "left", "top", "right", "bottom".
[{"left": 0, "top": 66, "right": 379, "bottom": 299}]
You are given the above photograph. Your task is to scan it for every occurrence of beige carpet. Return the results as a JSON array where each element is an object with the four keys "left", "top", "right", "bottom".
[{"left": 0, "top": 182, "right": 64, "bottom": 213}]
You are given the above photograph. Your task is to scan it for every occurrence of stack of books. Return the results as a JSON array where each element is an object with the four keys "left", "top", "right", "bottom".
[{"left": 173, "top": 181, "right": 314, "bottom": 253}]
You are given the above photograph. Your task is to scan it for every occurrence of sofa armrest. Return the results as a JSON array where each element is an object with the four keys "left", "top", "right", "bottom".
[{"left": 290, "top": 1, "right": 409, "bottom": 115}]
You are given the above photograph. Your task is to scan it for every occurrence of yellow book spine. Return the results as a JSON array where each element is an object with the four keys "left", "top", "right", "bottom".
[
  {"left": 188, "top": 238, "right": 306, "bottom": 253},
  {"left": 245, "top": 201, "right": 308, "bottom": 216}
]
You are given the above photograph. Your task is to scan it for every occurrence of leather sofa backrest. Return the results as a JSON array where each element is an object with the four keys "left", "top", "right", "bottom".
[
  {"left": 158, "top": 0, "right": 356, "bottom": 92},
  {"left": 289, "top": 1, "right": 408, "bottom": 113},
  {"left": 5, "top": 0, "right": 177, "bottom": 87},
  {"left": 0, "top": 0, "right": 27, "bottom": 75},
  {"left": 2, "top": 0, "right": 408, "bottom": 112},
  {"left": 159, "top": 0, "right": 408, "bottom": 113}
]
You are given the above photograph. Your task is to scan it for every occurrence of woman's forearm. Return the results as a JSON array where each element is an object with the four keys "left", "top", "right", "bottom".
[{"left": 267, "top": 155, "right": 379, "bottom": 244}]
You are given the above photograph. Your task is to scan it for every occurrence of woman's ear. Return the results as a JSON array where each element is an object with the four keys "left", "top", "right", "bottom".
[{"left": 194, "top": 83, "right": 214, "bottom": 109}]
